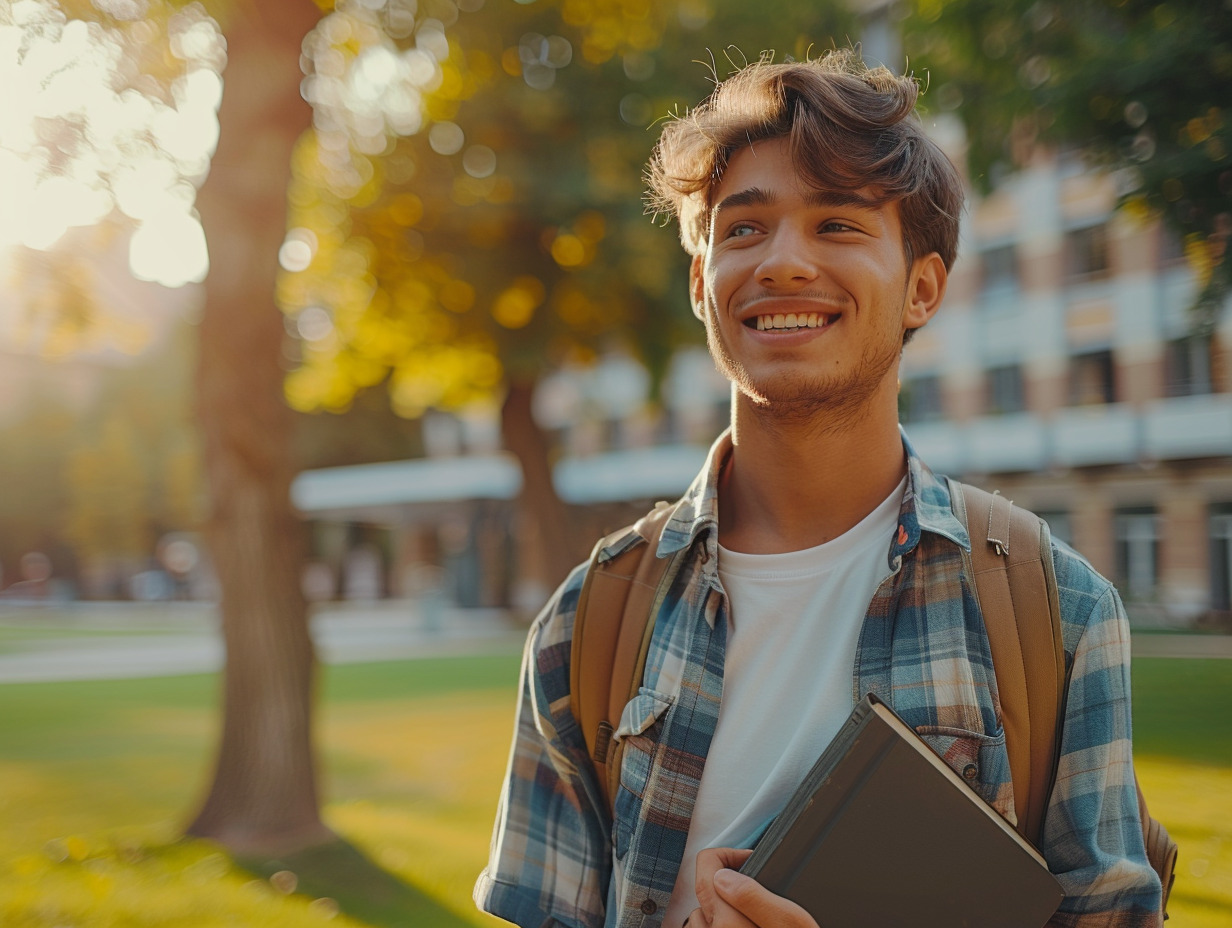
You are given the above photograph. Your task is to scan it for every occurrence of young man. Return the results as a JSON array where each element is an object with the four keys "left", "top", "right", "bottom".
[{"left": 475, "top": 50, "right": 1162, "bottom": 928}]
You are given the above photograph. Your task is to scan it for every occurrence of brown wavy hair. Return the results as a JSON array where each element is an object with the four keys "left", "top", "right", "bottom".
[{"left": 645, "top": 49, "right": 964, "bottom": 271}]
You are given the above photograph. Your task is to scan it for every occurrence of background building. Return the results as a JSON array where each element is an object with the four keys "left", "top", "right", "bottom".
[{"left": 901, "top": 146, "right": 1231, "bottom": 629}]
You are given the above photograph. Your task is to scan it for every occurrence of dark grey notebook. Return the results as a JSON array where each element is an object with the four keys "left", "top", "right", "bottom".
[{"left": 740, "top": 693, "right": 1064, "bottom": 928}]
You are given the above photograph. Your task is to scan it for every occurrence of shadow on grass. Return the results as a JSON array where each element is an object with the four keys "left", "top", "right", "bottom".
[{"left": 239, "top": 838, "right": 472, "bottom": 928}]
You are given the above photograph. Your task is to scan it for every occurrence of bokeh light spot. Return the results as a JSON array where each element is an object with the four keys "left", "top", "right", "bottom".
[
  {"left": 550, "top": 233, "right": 586, "bottom": 267},
  {"left": 492, "top": 276, "right": 544, "bottom": 329},
  {"left": 296, "top": 306, "right": 335, "bottom": 342},
  {"left": 279, "top": 235, "right": 314, "bottom": 273},
  {"left": 462, "top": 144, "right": 496, "bottom": 178},
  {"left": 429, "top": 121, "right": 465, "bottom": 155}
]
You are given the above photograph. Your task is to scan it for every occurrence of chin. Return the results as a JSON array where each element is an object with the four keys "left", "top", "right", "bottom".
[{"left": 737, "top": 373, "right": 886, "bottom": 423}]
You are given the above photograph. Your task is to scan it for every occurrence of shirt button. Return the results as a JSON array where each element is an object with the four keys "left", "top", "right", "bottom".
[
  {"left": 962, "top": 763, "right": 978, "bottom": 780},
  {"left": 641, "top": 899, "right": 658, "bottom": 915}
]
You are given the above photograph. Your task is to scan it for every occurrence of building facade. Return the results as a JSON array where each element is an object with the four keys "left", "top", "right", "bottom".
[{"left": 900, "top": 147, "right": 1232, "bottom": 628}]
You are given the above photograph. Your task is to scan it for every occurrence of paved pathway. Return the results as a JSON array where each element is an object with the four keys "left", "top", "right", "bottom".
[
  {"left": 0, "top": 602, "right": 526, "bottom": 684},
  {"left": 1130, "top": 633, "right": 1232, "bottom": 659},
  {"left": 0, "top": 602, "right": 1227, "bottom": 683}
]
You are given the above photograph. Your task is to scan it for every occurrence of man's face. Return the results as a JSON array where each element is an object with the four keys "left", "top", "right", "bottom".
[{"left": 691, "top": 137, "right": 941, "bottom": 423}]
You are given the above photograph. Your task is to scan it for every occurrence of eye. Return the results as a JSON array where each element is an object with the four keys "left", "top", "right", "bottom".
[
  {"left": 726, "top": 222, "right": 759, "bottom": 238},
  {"left": 820, "top": 220, "right": 856, "bottom": 234}
]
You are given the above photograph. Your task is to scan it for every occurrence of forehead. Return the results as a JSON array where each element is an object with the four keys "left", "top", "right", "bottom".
[{"left": 711, "top": 138, "right": 897, "bottom": 220}]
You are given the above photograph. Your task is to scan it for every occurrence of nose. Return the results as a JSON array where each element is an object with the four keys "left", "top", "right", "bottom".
[{"left": 756, "top": 224, "right": 820, "bottom": 287}]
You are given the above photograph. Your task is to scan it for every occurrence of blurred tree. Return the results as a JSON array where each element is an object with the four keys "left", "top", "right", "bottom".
[
  {"left": 0, "top": 394, "right": 79, "bottom": 585},
  {"left": 7, "top": 0, "right": 328, "bottom": 854},
  {"left": 184, "top": 0, "right": 334, "bottom": 855},
  {"left": 905, "top": 0, "right": 1232, "bottom": 326},
  {"left": 281, "top": 0, "right": 854, "bottom": 583},
  {"left": 64, "top": 415, "right": 153, "bottom": 563},
  {"left": 293, "top": 386, "right": 426, "bottom": 470},
  {"left": 58, "top": 323, "right": 205, "bottom": 594}
]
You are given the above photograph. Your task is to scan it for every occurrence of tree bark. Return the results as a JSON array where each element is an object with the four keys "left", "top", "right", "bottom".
[
  {"left": 186, "top": 0, "right": 333, "bottom": 856},
  {"left": 501, "top": 377, "right": 583, "bottom": 597}
]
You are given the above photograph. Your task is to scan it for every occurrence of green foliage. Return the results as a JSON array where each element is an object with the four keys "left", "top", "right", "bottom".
[
  {"left": 0, "top": 394, "right": 79, "bottom": 581},
  {"left": 282, "top": 0, "right": 856, "bottom": 418},
  {"left": 905, "top": 0, "right": 1232, "bottom": 320}
]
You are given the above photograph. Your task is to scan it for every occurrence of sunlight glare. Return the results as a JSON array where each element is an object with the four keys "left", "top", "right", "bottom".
[
  {"left": 1, "top": 1, "right": 225, "bottom": 289},
  {"left": 113, "top": 159, "right": 180, "bottom": 222},
  {"left": 129, "top": 207, "right": 209, "bottom": 286}
]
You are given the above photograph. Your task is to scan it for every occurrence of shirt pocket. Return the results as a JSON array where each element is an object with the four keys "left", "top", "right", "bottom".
[
  {"left": 610, "top": 688, "right": 673, "bottom": 860},
  {"left": 913, "top": 725, "right": 1014, "bottom": 822}
]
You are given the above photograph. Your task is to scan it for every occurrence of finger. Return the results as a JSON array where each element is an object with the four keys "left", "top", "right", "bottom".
[
  {"left": 713, "top": 868, "right": 819, "bottom": 928},
  {"left": 695, "top": 848, "right": 755, "bottom": 923},
  {"left": 693, "top": 898, "right": 758, "bottom": 928}
]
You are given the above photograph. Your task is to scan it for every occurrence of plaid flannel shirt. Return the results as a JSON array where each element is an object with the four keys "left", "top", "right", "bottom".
[{"left": 475, "top": 429, "right": 1163, "bottom": 928}]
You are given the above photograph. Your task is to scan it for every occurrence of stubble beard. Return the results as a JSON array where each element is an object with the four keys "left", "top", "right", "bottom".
[{"left": 705, "top": 308, "right": 902, "bottom": 435}]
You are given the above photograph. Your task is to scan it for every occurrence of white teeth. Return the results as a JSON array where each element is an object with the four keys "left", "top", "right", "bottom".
[{"left": 753, "top": 312, "right": 833, "bottom": 330}]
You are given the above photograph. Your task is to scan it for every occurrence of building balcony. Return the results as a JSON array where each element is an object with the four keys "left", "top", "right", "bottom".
[
  {"left": 1050, "top": 404, "right": 1139, "bottom": 467},
  {"left": 967, "top": 414, "right": 1049, "bottom": 473},
  {"left": 1143, "top": 393, "right": 1232, "bottom": 460},
  {"left": 900, "top": 420, "right": 966, "bottom": 476}
]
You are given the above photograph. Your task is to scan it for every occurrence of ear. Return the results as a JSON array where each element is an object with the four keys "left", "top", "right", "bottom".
[
  {"left": 689, "top": 254, "right": 706, "bottom": 321},
  {"left": 903, "top": 252, "right": 947, "bottom": 333}
]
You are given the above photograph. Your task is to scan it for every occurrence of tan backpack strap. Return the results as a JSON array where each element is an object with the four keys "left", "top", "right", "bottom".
[
  {"left": 570, "top": 502, "right": 678, "bottom": 814},
  {"left": 952, "top": 480, "right": 1066, "bottom": 846},
  {"left": 1139, "top": 782, "right": 1178, "bottom": 918}
]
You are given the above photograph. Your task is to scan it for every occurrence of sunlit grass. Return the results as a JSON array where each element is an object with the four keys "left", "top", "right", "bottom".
[
  {"left": 0, "top": 653, "right": 1226, "bottom": 927},
  {"left": 0, "top": 656, "right": 518, "bottom": 928}
]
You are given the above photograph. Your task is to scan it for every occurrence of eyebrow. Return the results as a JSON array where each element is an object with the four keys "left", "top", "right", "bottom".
[{"left": 711, "top": 186, "right": 880, "bottom": 220}]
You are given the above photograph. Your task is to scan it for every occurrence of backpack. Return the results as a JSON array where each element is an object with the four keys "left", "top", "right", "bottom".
[{"left": 570, "top": 482, "right": 1177, "bottom": 920}]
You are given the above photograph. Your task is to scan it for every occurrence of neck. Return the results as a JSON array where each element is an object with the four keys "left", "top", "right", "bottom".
[{"left": 719, "top": 387, "right": 907, "bottom": 554}]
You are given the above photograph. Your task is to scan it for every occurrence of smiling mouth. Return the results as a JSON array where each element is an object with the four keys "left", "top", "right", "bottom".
[{"left": 746, "top": 312, "right": 838, "bottom": 331}]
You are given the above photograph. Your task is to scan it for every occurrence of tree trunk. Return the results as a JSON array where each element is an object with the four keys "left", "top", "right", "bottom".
[
  {"left": 186, "top": 0, "right": 333, "bottom": 856},
  {"left": 501, "top": 377, "right": 582, "bottom": 597}
]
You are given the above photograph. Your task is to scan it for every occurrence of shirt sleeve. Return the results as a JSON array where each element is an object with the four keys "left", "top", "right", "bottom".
[
  {"left": 474, "top": 564, "right": 613, "bottom": 928},
  {"left": 1043, "top": 551, "right": 1163, "bottom": 928}
]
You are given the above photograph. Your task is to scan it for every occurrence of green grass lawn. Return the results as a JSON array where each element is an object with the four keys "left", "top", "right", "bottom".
[{"left": 0, "top": 653, "right": 1227, "bottom": 927}]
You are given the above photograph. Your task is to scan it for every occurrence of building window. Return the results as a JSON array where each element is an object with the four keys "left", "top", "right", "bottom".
[
  {"left": 900, "top": 375, "right": 944, "bottom": 423},
  {"left": 1114, "top": 507, "right": 1158, "bottom": 601},
  {"left": 985, "top": 364, "right": 1026, "bottom": 415},
  {"left": 1034, "top": 509, "right": 1072, "bottom": 546},
  {"left": 1064, "top": 223, "right": 1110, "bottom": 281},
  {"left": 1069, "top": 350, "right": 1116, "bottom": 406},
  {"left": 1164, "top": 334, "right": 1214, "bottom": 397},
  {"left": 980, "top": 244, "right": 1019, "bottom": 299},
  {"left": 1210, "top": 504, "right": 1232, "bottom": 612}
]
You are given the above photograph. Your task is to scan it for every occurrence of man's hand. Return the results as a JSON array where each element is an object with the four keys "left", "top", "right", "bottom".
[{"left": 686, "top": 847, "right": 820, "bottom": 928}]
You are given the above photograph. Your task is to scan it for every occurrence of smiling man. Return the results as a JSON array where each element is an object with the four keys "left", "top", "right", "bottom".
[{"left": 475, "top": 50, "right": 1162, "bottom": 928}]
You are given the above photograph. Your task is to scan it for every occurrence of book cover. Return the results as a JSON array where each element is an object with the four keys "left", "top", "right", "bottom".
[{"left": 740, "top": 693, "right": 1064, "bottom": 928}]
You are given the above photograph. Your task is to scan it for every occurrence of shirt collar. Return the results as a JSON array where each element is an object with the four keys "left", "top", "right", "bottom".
[
  {"left": 654, "top": 426, "right": 970, "bottom": 561},
  {"left": 898, "top": 426, "right": 970, "bottom": 556}
]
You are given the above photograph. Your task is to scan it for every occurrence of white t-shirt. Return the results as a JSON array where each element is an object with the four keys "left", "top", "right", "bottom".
[{"left": 662, "top": 476, "right": 906, "bottom": 927}]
